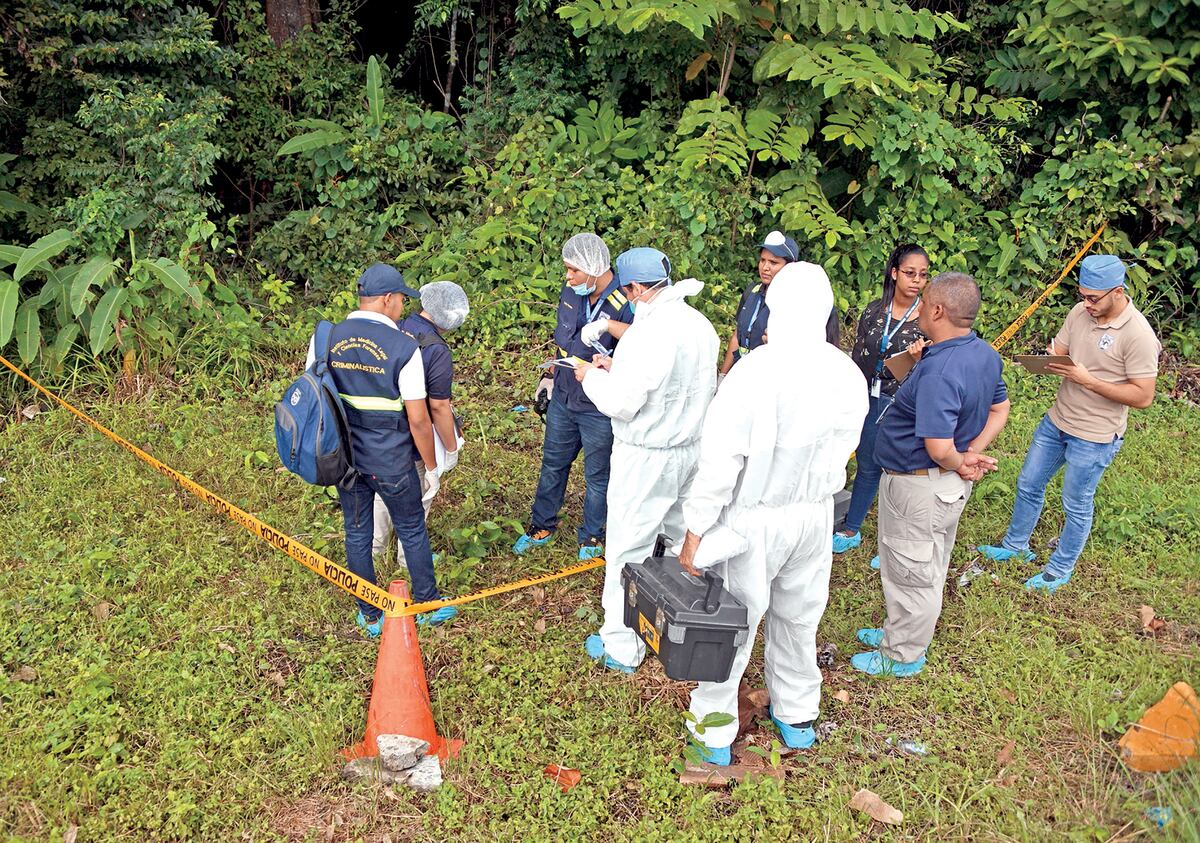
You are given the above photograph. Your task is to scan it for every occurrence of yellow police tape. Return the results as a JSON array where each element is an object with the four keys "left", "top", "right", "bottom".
[
  {"left": 990, "top": 221, "right": 1107, "bottom": 352},
  {"left": 0, "top": 221, "right": 1108, "bottom": 620},
  {"left": 0, "top": 354, "right": 403, "bottom": 614}
]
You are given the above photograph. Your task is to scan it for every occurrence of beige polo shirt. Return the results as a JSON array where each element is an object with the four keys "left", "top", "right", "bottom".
[{"left": 1047, "top": 300, "right": 1160, "bottom": 443}]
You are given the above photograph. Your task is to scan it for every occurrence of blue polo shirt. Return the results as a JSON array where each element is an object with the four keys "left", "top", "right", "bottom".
[
  {"left": 875, "top": 332, "right": 1007, "bottom": 473},
  {"left": 398, "top": 313, "right": 453, "bottom": 400},
  {"left": 552, "top": 278, "right": 634, "bottom": 415}
]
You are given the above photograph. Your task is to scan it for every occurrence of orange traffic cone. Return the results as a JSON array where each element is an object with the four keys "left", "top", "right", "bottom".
[
  {"left": 1118, "top": 681, "right": 1199, "bottom": 772},
  {"left": 342, "top": 579, "right": 463, "bottom": 761}
]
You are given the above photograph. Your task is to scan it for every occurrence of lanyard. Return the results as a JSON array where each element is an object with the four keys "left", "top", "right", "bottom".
[
  {"left": 742, "top": 288, "right": 766, "bottom": 345},
  {"left": 874, "top": 298, "right": 919, "bottom": 375},
  {"left": 583, "top": 278, "right": 619, "bottom": 323}
]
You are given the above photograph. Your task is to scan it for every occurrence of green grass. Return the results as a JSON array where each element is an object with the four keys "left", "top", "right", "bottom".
[{"left": 1, "top": 354, "right": 1198, "bottom": 841}]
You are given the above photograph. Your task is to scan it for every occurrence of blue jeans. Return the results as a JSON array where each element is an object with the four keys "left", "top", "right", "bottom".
[
  {"left": 338, "top": 463, "right": 439, "bottom": 619},
  {"left": 1001, "top": 414, "right": 1123, "bottom": 579},
  {"left": 843, "top": 394, "right": 885, "bottom": 534},
  {"left": 529, "top": 396, "right": 615, "bottom": 543}
]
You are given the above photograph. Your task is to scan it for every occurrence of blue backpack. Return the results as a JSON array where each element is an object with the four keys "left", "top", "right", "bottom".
[{"left": 274, "top": 320, "right": 357, "bottom": 488}]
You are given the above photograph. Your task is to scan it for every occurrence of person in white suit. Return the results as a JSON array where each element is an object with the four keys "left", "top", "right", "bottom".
[
  {"left": 676, "top": 261, "right": 867, "bottom": 764},
  {"left": 572, "top": 247, "right": 720, "bottom": 673}
]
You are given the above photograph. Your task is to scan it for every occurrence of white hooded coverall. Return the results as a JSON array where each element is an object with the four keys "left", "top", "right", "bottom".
[
  {"left": 682, "top": 263, "right": 867, "bottom": 749},
  {"left": 581, "top": 278, "right": 720, "bottom": 668}
]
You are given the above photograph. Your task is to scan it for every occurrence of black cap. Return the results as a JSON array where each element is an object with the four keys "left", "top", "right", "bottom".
[{"left": 357, "top": 263, "right": 420, "bottom": 298}]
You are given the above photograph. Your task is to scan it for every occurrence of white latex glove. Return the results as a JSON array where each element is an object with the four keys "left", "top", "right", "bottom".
[
  {"left": 580, "top": 317, "right": 610, "bottom": 346},
  {"left": 441, "top": 448, "right": 459, "bottom": 474},
  {"left": 422, "top": 467, "right": 440, "bottom": 504},
  {"left": 716, "top": 372, "right": 726, "bottom": 390}
]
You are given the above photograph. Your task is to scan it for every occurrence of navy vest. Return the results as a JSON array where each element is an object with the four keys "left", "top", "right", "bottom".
[
  {"left": 552, "top": 279, "right": 634, "bottom": 414},
  {"left": 326, "top": 316, "right": 419, "bottom": 475}
]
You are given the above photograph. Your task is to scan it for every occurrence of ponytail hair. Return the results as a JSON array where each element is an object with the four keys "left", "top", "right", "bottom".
[{"left": 883, "top": 243, "right": 928, "bottom": 307}]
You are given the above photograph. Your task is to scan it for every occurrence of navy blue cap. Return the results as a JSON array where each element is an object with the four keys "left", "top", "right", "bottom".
[
  {"left": 357, "top": 263, "right": 420, "bottom": 298},
  {"left": 757, "top": 230, "right": 799, "bottom": 262}
]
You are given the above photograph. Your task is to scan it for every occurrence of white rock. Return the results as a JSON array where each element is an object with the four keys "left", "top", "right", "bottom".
[
  {"left": 376, "top": 734, "right": 430, "bottom": 772},
  {"left": 404, "top": 755, "right": 443, "bottom": 792}
]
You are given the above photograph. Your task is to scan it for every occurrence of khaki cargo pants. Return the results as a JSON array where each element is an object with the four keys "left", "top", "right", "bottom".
[{"left": 877, "top": 467, "right": 971, "bottom": 664}]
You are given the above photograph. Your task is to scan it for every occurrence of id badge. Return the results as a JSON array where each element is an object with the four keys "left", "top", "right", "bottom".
[{"left": 870, "top": 378, "right": 881, "bottom": 399}]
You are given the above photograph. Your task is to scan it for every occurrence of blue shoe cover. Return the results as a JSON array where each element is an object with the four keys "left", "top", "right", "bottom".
[
  {"left": 768, "top": 707, "right": 816, "bottom": 749},
  {"left": 695, "top": 743, "right": 731, "bottom": 765},
  {"left": 850, "top": 650, "right": 926, "bottom": 677},
  {"left": 832, "top": 531, "right": 862, "bottom": 554},
  {"left": 578, "top": 542, "right": 604, "bottom": 561},
  {"left": 584, "top": 634, "right": 635, "bottom": 674},
  {"left": 1024, "top": 570, "right": 1071, "bottom": 594},
  {"left": 356, "top": 610, "right": 384, "bottom": 638},
  {"left": 977, "top": 544, "right": 1035, "bottom": 563},
  {"left": 513, "top": 530, "right": 553, "bottom": 555},
  {"left": 417, "top": 605, "right": 458, "bottom": 627},
  {"left": 856, "top": 627, "right": 884, "bottom": 648},
  {"left": 869, "top": 555, "right": 880, "bottom": 570}
]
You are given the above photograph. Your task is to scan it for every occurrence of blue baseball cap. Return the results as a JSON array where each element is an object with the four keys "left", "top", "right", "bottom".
[
  {"left": 615, "top": 247, "right": 672, "bottom": 287},
  {"left": 1078, "top": 254, "right": 1127, "bottom": 291},
  {"left": 757, "top": 230, "right": 799, "bottom": 262},
  {"left": 357, "top": 263, "right": 421, "bottom": 298}
]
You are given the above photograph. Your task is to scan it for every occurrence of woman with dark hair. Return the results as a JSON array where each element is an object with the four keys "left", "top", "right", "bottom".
[
  {"left": 833, "top": 244, "right": 930, "bottom": 557},
  {"left": 719, "top": 231, "right": 839, "bottom": 379}
]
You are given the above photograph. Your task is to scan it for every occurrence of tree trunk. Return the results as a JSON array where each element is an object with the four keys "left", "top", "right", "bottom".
[
  {"left": 265, "top": 0, "right": 320, "bottom": 47},
  {"left": 444, "top": 8, "right": 459, "bottom": 112}
]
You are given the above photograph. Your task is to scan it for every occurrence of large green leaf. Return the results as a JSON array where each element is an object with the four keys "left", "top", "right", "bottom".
[
  {"left": 143, "top": 257, "right": 201, "bottom": 306},
  {"left": 366, "top": 55, "right": 384, "bottom": 127},
  {"left": 89, "top": 286, "right": 127, "bottom": 357},
  {"left": 0, "top": 280, "right": 16, "bottom": 346},
  {"left": 14, "top": 228, "right": 74, "bottom": 282},
  {"left": 0, "top": 192, "right": 41, "bottom": 216},
  {"left": 276, "top": 129, "right": 345, "bottom": 156},
  {"left": 71, "top": 257, "right": 118, "bottom": 316},
  {"left": 0, "top": 245, "right": 23, "bottom": 269},
  {"left": 15, "top": 303, "right": 40, "bottom": 364}
]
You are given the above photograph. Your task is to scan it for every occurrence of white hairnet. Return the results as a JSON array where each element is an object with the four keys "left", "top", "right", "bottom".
[
  {"left": 763, "top": 262, "right": 834, "bottom": 351},
  {"left": 562, "top": 233, "right": 611, "bottom": 278},
  {"left": 420, "top": 281, "right": 470, "bottom": 331}
]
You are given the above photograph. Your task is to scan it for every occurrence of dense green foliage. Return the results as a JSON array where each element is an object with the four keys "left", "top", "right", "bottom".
[{"left": 0, "top": 0, "right": 1196, "bottom": 378}]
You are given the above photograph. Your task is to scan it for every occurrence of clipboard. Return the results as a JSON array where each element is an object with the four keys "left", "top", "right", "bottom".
[
  {"left": 883, "top": 350, "right": 917, "bottom": 382},
  {"left": 1014, "top": 354, "right": 1073, "bottom": 375}
]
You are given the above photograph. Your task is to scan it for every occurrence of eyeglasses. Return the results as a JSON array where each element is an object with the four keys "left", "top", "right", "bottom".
[
  {"left": 898, "top": 269, "right": 929, "bottom": 281},
  {"left": 1079, "top": 287, "right": 1118, "bottom": 305}
]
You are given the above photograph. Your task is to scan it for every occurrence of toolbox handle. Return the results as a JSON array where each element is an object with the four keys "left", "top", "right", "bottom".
[
  {"left": 701, "top": 570, "right": 723, "bottom": 614},
  {"left": 653, "top": 533, "right": 674, "bottom": 559}
]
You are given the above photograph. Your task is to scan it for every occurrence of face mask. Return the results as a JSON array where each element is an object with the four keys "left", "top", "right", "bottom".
[{"left": 570, "top": 282, "right": 594, "bottom": 296}]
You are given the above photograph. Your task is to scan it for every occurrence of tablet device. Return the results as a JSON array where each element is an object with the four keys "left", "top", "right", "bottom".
[{"left": 1014, "top": 354, "right": 1073, "bottom": 374}]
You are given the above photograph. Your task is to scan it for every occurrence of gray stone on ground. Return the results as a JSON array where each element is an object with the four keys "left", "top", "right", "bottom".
[
  {"left": 376, "top": 734, "right": 430, "bottom": 772},
  {"left": 341, "top": 756, "right": 405, "bottom": 785},
  {"left": 404, "top": 754, "right": 443, "bottom": 792}
]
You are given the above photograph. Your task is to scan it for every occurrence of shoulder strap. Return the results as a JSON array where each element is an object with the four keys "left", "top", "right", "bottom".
[
  {"left": 313, "top": 320, "right": 335, "bottom": 376},
  {"left": 417, "top": 330, "right": 448, "bottom": 349}
]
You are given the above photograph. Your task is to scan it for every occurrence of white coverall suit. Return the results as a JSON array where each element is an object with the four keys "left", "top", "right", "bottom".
[
  {"left": 581, "top": 278, "right": 720, "bottom": 668},
  {"left": 682, "top": 263, "right": 867, "bottom": 749}
]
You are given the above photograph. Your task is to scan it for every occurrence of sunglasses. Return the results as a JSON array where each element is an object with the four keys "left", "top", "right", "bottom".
[{"left": 1078, "top": 287, "right": 1118, "bottom": 305}]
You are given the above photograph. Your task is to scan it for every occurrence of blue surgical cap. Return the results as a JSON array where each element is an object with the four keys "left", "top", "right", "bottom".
[
  {"left": 1078, "top": 254, "right": 1127, "bottom": 291},
  {"left": 615, "top": 247, "right": 672, "bottom": 287}
]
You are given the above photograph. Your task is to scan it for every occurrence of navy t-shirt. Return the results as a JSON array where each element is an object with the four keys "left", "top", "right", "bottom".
[
  {"left": 398, "top": 313, "right": 453, "bottom": 400},
  {"left": 875, "top": 332, "right": 1007, "bottom": 473},
  {"left": 552, "top": 279, "right": 635, "bottom": 415}
]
